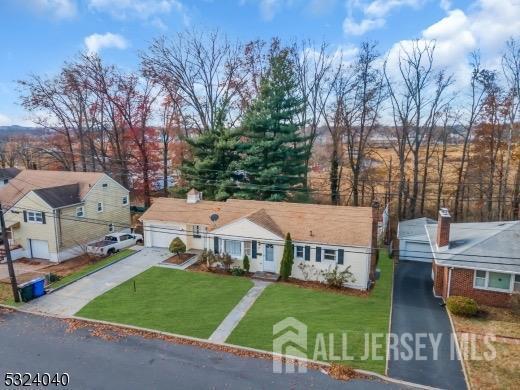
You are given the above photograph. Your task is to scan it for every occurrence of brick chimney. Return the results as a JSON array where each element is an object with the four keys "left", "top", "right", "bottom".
[{"left": 436, "top": 208, "right": 451, "bottom": 249}]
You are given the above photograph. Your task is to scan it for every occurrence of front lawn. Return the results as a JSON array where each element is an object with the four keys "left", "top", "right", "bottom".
[
  {"left": 48, "top": 249, "right": 136, "bottom": 289},
  {"left": 76, "top": 267, "right": 254, "bottom": 339},
  {"left": 227, "top": 251, "right": 393, "bottom": 373}
]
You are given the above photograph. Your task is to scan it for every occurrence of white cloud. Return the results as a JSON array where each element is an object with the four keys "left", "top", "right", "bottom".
[
  {"left": 26, "top": 0, "right": 76, "bottom": 19},
  {"left": 259, "top": 0, "right": 281, "bottom": 20},
  {"left": 84, "top": 33, "right": 129, "bottom": 54},
  {"left": 343, "top": 0, "right": 424, "bottom": 36},
  {"left": 88, "top": 0, "right": 188, "bottom": 25},
  {"left": 439, "top": 0, "right": 451, "bottom": 11},
  {"left": 386, "top": 0, "right": 520, "bottom": 88},
  {"left": 343, "top": 16, "right": 385, "bottom": 35},
  {"left": 0, "top": 113, "right": 12, "bottom": 126}
]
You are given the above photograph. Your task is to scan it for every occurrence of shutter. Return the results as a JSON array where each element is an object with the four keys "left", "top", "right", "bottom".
[
  {"left": 316, "top": 247, "right": 321, "bottom": 262},
  {"left": 304, "top": 246, "right": 310, "bottom": 261},
  {"left": 338, "top": 249, "right": 344, "bottom": 265},
  {"left": 252, "top": 240, "right": 257, "bottom": 259},
  {"left": 41, "top": 212, "right": 46, "bottom": 224},
  {"left": 23, "top": 211, "right": 27, "bottom": 222},
  {"left": 214, "top": 236, "right": 219, "bottom": 253}
]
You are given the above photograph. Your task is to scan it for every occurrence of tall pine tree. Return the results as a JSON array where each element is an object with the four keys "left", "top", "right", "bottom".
[
  {"left": 234, "top": 48, "right": 308, "bottom": 201},
  {"left": 182, "top": 127, "right": 240, "bottom": 201}
]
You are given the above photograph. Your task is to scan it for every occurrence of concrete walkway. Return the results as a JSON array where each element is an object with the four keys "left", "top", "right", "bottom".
[
  {"left": 23, "top": 247, "right": 171, "bottom": 317},
  {"left": 209, "top": 280, "right": 270, "bottom": 343}
]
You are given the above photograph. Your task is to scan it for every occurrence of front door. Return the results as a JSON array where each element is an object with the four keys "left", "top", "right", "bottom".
[{"left": 263, "top": 243, "right": 276, "bottom": 272}]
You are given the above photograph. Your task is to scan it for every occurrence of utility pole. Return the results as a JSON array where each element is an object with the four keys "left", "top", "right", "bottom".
[{"left": 0, "top": 203, "right": 19, "bottom": 303}]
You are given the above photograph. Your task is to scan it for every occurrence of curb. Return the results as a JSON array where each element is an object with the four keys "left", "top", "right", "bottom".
[
  {"left": 385, "top": 257, "right": 396, "bottom": 376},
  {"left": 46, "top": 249, "right": 138, "bottom": 294},
  {"left": 446, "top": 309, "right": 471, "bottom": 390},
  {"left": 0, "top": 304, "right": 437, "bottom": 390}
]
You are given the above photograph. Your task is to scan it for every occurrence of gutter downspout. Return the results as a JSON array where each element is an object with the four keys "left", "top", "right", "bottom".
[{"left": 447, "top": 267, "right": 453, "bottom": 299}]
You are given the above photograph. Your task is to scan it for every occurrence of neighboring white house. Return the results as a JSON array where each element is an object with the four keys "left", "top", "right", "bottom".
[
  {"left": 140, "top": 190, "right": 379, "bottom": 290},
  {"left": 397, "top": 217, "right": 436, "bottom": 263}
]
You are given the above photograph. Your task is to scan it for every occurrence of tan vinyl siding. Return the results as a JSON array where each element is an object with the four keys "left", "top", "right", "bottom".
[
  {"left": 5, "top": 191, "right": 58, "bottom": 254},
  {"left": 58, "top": 177, "right": 130, "bottom": 249}
]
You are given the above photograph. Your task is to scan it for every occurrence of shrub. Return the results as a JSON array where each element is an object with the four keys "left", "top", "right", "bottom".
[
  {"left": 242, "top": 255, "right": 250, "bottom": 273},
  {"left": 446, "top": 296, "right": 478, "bottom": 316},
  {"left": 169, "top": 237, "right": 186, "bottom": 256},
  {"left": 221, "top": 253, "right": 234, "bottom": 271},
  {"left": 231, "top": 267, "right": 245, "bottom": 276},
  {"left": 279, "top": 233, "right": 294, "bottom": 281},
  {"left": 48, "top": 273, "right": 61, "bottom": 283},
  {"left": 321, "top": 265, "right": 355, "bottom": 289}
]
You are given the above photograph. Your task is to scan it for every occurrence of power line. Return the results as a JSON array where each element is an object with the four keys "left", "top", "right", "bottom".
[{"left": 5, "top": 202, "right": 520, "bottom": 265}]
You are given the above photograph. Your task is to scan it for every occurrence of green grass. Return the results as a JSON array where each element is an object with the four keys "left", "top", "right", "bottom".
[
  {"left": 0, "top": 282, "right": 22, "bottom": 307},
  {"left": 227, "top": 251, "right": 394, "bottom": 373},
  {"left": 76, "top": 268, "right": 254, "bottom": 339},
  {"left": 49, "top": 249, "right": 136, "bottom": 289}
]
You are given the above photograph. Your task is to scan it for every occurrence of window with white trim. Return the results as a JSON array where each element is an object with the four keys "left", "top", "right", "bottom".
[
  {"left": 474, "top": 270, "right": 486, "bottom": 288},
  {"left": 474, "top": 270, "right": 512, "bottom": 291},
  {"left": 122, "top": 195, "right": 129, "bottom": 206},
  {"left": 514, "top": 275, "right": 520, "bottom": 293},
  {"left": 27, "top": 211, "right": 43, "bottom": 223},
  {"left": 324, "top": 249, "right": 336, "bottom": 261},
  {"left": 295, "top": 245, "right": 304, "bottom": 259},
  {"left": 244, "top": 241, "right": 252, "bottom": 257},
  {"left": 108, "top": 223, "right": 115, "bottom": 233},
  {"left": 224, "top": 240, "right": 241, "bottom": 257},
  {"left": 76, "top": 206, "right": 85, "bottom": 218},
  {"left": 97, "top": 202, "right": 104, "bottom": 212}
]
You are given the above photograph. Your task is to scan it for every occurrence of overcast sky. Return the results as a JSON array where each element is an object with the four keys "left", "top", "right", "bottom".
[{"left": 1, "top": 0, "right": 519, "bottom": 126}]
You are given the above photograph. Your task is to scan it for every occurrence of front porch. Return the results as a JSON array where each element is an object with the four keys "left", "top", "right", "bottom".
[{"left": 251, "top": 271, "right": 280, "bottom": 282}]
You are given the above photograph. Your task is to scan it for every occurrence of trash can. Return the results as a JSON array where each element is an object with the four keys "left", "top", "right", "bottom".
[
  {"left": 32, "top": 277, "right": 46, "bottom": 298},
  {"left": 19, "top": 283, "right": 34, "bottom": 302}
]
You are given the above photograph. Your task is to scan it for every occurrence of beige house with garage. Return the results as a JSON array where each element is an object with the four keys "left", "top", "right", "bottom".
[
  {"left": 0, "top": 169, "right": 131, "bottom": 262},
  {"left": 140, "top": 190, "right": 379, "bottom": 290}
]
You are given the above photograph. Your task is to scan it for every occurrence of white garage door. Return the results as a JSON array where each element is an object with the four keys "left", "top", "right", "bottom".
[
  {"left": 401, "top": 241, "right": 431, "bottom": 263},
  {"left": 150, "top": 231, "right": 175, "bottom": 248},
  {"left": 29, "top": 239, "right": 50, "bottom": 259}
]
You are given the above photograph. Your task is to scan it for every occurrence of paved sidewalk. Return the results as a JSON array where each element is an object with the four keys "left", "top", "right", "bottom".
[
  {"left": 23, "top": 247, "right": 171, "bottom": 317},
  {"left": 209, "top": 280, "right": 270, "bottom": 343}
]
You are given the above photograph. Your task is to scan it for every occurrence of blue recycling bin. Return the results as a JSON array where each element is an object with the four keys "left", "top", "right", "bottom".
[{"left": 31, "top": 277, "right": 46, "bottom": 298}]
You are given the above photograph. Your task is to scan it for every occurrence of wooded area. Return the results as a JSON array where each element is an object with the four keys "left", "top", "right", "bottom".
[{"left": 3, "top": 31, "right": 519, "bottom": 221}]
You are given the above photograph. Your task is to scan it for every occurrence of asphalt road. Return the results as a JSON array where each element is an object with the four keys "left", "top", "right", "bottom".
[
  {"left": 0, "top": 310, "right": 410, "bottom": 390},
  {"left": 388, "top": 261, "right": 467, "bottom": 390}
]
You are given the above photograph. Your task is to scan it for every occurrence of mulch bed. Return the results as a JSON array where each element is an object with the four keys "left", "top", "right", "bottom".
[
  {"left": 62, "top": 318, "right": 365, "bottom": 382},
  {"left": 282, "top": 278, "right": 371, "bottom": 297},
  {"left": 162, "top": 253, "right": 195, "bottom": 265}
]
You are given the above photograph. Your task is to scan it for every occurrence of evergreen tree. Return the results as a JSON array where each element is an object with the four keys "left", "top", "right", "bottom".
[
  {"left": 182, "top": 127, "right": 240, "bottom": 200},
  {"left": 234, "top": 48, "right": 308, "bottom": 201},
  {"left": 279, "top": 233, "right": 294, "bottom": 280}
]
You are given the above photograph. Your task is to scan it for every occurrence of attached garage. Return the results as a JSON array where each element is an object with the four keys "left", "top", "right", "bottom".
[
  {"left": 397, "top": 217, "right": 436, "bottom": 263},
  {"left": 29, "top": 239, "right": 50, "bottom": 260},
  {"left": 144, "top": 222, "right": 185, "bottom": 248}
]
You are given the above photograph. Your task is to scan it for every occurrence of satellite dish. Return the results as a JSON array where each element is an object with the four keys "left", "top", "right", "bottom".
[{"left": 210, "top": 213, "right": 219, "bottom": 223}]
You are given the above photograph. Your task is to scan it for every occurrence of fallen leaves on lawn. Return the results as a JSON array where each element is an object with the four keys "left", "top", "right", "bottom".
[
  {"left": 62, "top": 318, "right": 337, "bottom": 375},
  {"left": 327, "top": 363, "right": 360, "bottom": 381}
]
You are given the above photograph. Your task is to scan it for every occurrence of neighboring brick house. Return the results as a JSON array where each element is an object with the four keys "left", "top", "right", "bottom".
[
  {"left": 426, "top": 208, "right": 520, "bottom": 307},
  {"left": 0, "top": 169, "right": 131, "bottom": 262},
  {"left": 140, "top": 190, "right": 379, "bottom": 290}
]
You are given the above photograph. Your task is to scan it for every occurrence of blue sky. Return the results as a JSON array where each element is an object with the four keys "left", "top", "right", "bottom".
[{"left": 1, "top": 0, "right": 518, "bottom": 126}]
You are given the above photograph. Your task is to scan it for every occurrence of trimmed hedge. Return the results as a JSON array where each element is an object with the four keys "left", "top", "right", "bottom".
[{"left": 446, "top": 296, "right": 478, "bottom": 316}]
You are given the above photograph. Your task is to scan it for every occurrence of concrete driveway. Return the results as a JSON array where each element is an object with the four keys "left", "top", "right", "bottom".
[
  {"left": 388, "top": 260, "right": 466, "bottom": 389},
  {"left": 23, "top": 247, "right": 171, "bottom": 316}
]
